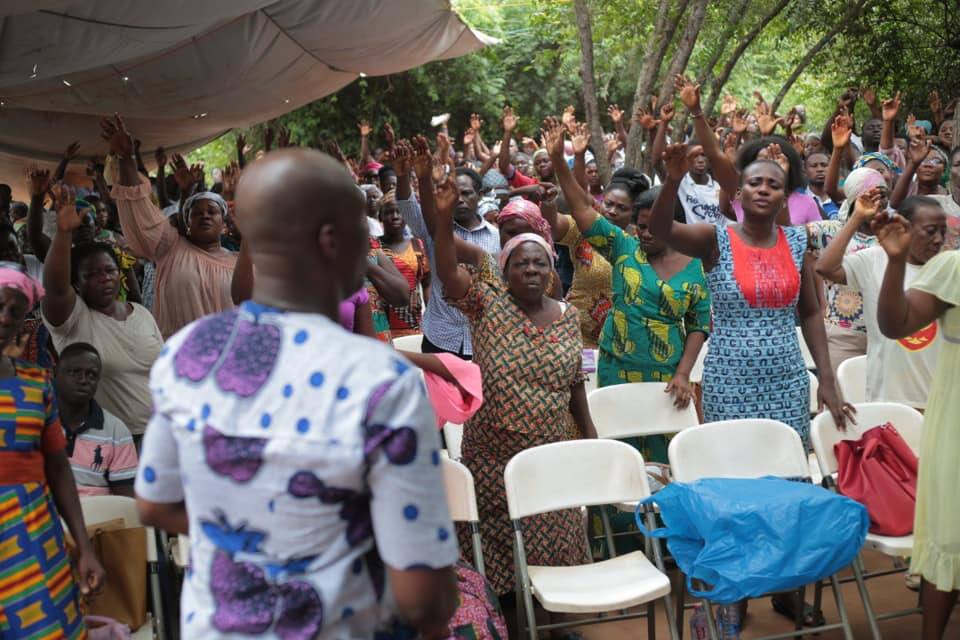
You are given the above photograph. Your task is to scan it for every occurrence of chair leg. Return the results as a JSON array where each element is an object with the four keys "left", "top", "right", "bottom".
[
  {"left": 829, "top": 571, "right": 856, "bottom": 640},
  {"left": 662, "top": 595, "right": 680, "bottom": 640},
  {"left": 700, "top": 597, "right": 720, "bottom": 640},
  {"left": 852, "top": 555, "right": 883, "bottom": 640},
  {"left": 149, "top": 564, "right": 166, "bottom": 640},
  {"left": 647, "top": 602, "right": 656, "bottom": 640},
  {"left": 793, "top": 586, "right": 806, "bottom": 640}
]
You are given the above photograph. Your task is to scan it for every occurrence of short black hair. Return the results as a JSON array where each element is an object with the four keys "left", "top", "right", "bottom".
[
  {"left": 455, "top": 167, "right": 483, "bottom": 193},
  {"left": 378, "top": 166, "right": 396, "bottom": 179},
  {"left": 736, "top": 136, "right": 805, "bottom": 192},
  {"left": 633, "top": 186, "right": 685, "bottom": 224},
  {"left": 59, "top": 341, "right": 101, "bottom": 363},
  {"left": 804, "top": 151, "right": 829, "bottom": 165},
  {"left": 898, "top": 195, "right": 941, "bottom": 222},
  {"left": 71, "top": 242, "right": 119, "bottom": 284}
]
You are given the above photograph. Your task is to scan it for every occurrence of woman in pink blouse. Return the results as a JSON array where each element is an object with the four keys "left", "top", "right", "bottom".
[{"left": 102, "top": 115, "right": 236, "bottom": 338}]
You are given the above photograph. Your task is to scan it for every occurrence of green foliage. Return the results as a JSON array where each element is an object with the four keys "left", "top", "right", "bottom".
[{"left": 190, "top": 0, "right": 959, "bottom": 171}]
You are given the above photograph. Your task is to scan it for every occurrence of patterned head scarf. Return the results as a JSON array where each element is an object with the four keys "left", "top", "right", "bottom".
[
  {"left": 0, "top": 261, "right": 44, "bottom": 309},
  {"left": 853, "top": 152, "right": 899, "bottom": 176},
  {"left": 496, "top": 199, "right": 551, "bottom": 244},
  {"left": 183, "top": 191, "right": 230, "bottom": 227},
  {"left": 498, "top": 232, "right": 554, "bottom": 273}
]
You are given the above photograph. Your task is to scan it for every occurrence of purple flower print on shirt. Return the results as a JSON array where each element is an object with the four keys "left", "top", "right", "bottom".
[
  {"left": 203, "top": 425, "right": 267, "bottom": 483},
  {"left": 287, "top": 471, "right": 372, "bottom": 546}
]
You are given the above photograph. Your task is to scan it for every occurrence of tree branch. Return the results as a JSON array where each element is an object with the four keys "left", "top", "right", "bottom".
[{"left": 573, "top": 0, "right": 612, "bottom": 185}]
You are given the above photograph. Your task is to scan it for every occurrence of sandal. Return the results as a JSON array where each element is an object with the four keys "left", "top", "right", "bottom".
[{"left": 771, "top": 593, "right": 826, "bottom": 627}]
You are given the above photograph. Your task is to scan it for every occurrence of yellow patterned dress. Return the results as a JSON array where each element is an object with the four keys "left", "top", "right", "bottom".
[
  {"left": 0, "top": 362, "right": 86, "bottom": 638},
  {"left": 448, "top": 256, "right": 589, "bottom": 594},
  {"left": 557, "top": 214, "right": 613, "bottom": 348}
]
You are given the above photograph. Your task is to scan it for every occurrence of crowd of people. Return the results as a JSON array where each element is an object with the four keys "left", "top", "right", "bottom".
[{"left": 0, "top": 77, "right": 957, "bottom": 640}]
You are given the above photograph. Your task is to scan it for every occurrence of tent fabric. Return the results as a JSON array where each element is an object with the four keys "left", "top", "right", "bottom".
[{"left": 0, "top": 1, "right": 492, "bottom": 196}]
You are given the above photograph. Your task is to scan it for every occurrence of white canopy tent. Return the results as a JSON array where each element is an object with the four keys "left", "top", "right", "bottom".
[{"left": 0, "top": 1, "right": 492, "bottom": 197}]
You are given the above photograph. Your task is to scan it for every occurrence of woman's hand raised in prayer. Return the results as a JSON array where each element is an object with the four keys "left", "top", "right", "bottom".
[
  {"left": 872, "top": 211, "right": 912, "bottom": 262},
  {"left": 674, "top": 74, "right": 702, "bottom": 113},
  {"left": 541, "top": 116, "right": 566, "bottom": 162},
  {"left": 571, "top": 122, "right": 591, "bottom": 156},
  {"left": 830, "top": 108, "right": 853, "bottom": 149},
  {"left": 99, "top": 113, "right": 134, "bottom": 158},
  {"left": 661, "top": 143, "right": 692, "bottom": 182},
  {"left": 51, "top": 182, "right": 83, "bottom": 233}
]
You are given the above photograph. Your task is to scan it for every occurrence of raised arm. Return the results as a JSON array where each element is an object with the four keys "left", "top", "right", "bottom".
[
  {"left": 880, "top": 91, "right": 900, "bottom": 153},
  {"left": 429, "top": 164, "right": 472, "bottom": 301},
  {"left": 571, "top": 122, "right": 591, "bottom": 191},
  {"left": 41, "top": 183, "right": 84, "bottom": 327},
  {"left": 25, "top": 168, "right": 52, "bottom": 261},
  {"left": 544, "top": 117, "right": 597, "bottom": 233},
  {"left": 874, "top": 213, "right": 951, "bottom": 338},
  {"left": 890, "top": 137, "right": 929, "bottom": 209},
  {"left": 814, "top": 188, "right": 881, "bottom": 285},
  {"left": 825, "top": 110, "right": 853, "bottom": 205},
  {"left": 359, "top": 120, "right": 374, "bottom": 166},
  {"left": 649, "top": 144, "right": 720, "bottom": 267},
  {"left": 54, "top": 141, "right": 80, "bottom": 181},
  {"left": 676, "top": 75, "right": 739, "bottom": 195},
  {"left": 650, "top": 104, "right": 675, "bottom": 180},
  {"left": 608, "top": 104, "right": 628, "bottom": 149},
  {"left": 235, "top": 133, "right": 248, "bottom": 170},
  {"left": 498, "top": 106, "right": 518, "bottom": 178},
  {"left": 538, "top": 182, "right": 569, "bottom": 241},
  {"left": 410, "top": 136, "right": 440, "bottom": 238},
  {"left": 100, "top": 115, "right": 179, "bottom": 262}
]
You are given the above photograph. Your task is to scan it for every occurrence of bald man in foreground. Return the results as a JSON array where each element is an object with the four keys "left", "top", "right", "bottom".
[{"left": 136, "top": 149, "right": 459, "bottom": 639}]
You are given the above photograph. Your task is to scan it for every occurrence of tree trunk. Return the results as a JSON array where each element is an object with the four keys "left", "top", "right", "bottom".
[
  {"left": 702, "top": 0, "right": 793, "bottom": 116},
  {"left": 573, "top": 0, "right": 611, "bottom": 185},
  {"left": 770, "top": 0, "right": 868, "bottom": 113},
  {"left": 656, "top": 0, "right": 710, "bottom": 108},
  {"left": 624, "top": 0, "right": 690, "bottom": 168}
]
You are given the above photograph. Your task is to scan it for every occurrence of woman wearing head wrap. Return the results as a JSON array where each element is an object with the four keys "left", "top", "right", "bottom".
[
  {"left": 102, "top": 115, "right": 237, "bottom": 338},
  {"left": 807, "top": 167, "right": 885, "bottom": 376},
  {"left": 0, "top": 262, "right": 106, "bottom": 638},
  {"left": 428, "top": 163, "right": 596, "bottom": 600},
  {"left": 890, "top": 140, "right": 950, "bottom": 210},
  {"left": 41, "top": 183, "right": 163, "bottom": 438}
]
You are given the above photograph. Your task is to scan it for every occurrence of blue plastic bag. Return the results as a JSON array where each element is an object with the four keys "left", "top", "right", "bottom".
[{"left": 635, "top": 477, "right": 868, "bottom": 603}]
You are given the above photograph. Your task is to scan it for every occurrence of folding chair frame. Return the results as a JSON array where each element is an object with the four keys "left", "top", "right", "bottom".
[{"left": 513, "top": 503, "right": 679, "bottom": 640}]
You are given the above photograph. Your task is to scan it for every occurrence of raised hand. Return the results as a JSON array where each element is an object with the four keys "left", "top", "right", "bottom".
[
  {"left": 753, "top": 90, "right": 770, "bottom": 116},
  {"left": 26, "top": 167, "right": 51, "bottom": 197},
  {"left": 861, "top": 86, "right": 877, "bottom": 107},
  {"left": 433, "top": 167, "right": 458, "bottom": 215},
  {"left": 463, "top": 128, "right": 476, "bottom": 146},
  {"left": 571, "top": 122, "right": 591, "bottom": 155},
  {"left": 411, "top": 135, "right": 433, "bottom": 177},
  {"left": 881, "top": 91, "right": 901, "bottom": 122},
  {"left": 908, "top": 136, "right": 931, "bottom": 166},
  {"left": 541, "top": 116, "right": 565, "bottom": 160},
  {"left": 634, "top": 107, "right": 660, "bottom": 131},
  {"left": 326, "top": 140, "right": 347, "bottom": 163},
  {"left": 277, "top": 126, "right": 292, "bottom": 148},
  {"left": 169, "top": 153, "right": 195, "bottom": 192},
  {"left": 263, "top": 125, "right": 275, "bottom": 151},
  {"left": 358, "top": 120, "right": 372, "bottom": 137},
  {"left": 390, "top": 139, "right": 414, "bottom": 176},
  {"left": 470, "top": 112, "right": 483, "bottom": 132},
  {"left": 235, "top": 133, "right": 247, "bottom": 157},
  {"left": 674, "top": 74, "right": 702, "bottom": 111},
  {"left": 788, "top": 135, "right": 806, "bottom": 156},
  {"left": 155, "top": 146, "right": 167, "bottom": 170},
  {"left": 51, "top": 182, "right": 83, "bottom": 232},
  {"left": 732, "top": 109, "right": 749, "bottom": 134},
  {"left": 720, "top": 94, "right": 737, "bottom": 116},
  {"left": 660, "top": 104, "right": 676, "bottom": 122},
  {"left": 929, "top": 90, "right": 943, "bottom": 118},
  {"left": 758, "top": 143, "right": 790, "bottom": 175},
  {"left": 561, "top": 105, "right": 577, "bottom": 132},
  {"left": 831, "top": 108, "right": 853, "bottom": 148},
  {"left": 501, "top": 106, "right": 518, "bottom": 133},
  {"left": 222, "top": 162, "right": 240, "bottom": 199},
  {"left": 853, "top": 186, "right": 884, "bottom": 221},
  {"left": 607, "top": 104, "right": 623, "bottom": 124},
  {"left": 757, "top": 112, "right": 783, "bottom": 136},
  {"left": 382, "top": 122, "right": 396, "bottom": 151},
  {"left": 62, "top": 141, "right": 81, "bottom": 161},
  {"left": 190, "top": 163, "right": 205, "bottom": 187},
  {"left": 872, "top": 212, "right": 912, "bottom": 260},
  {"left": 905, "top": 113, "right": 925, "bottom": 141},
  {"left": 435, "top": 132, "right": 452, "bottom": 162},
  {"left": 604, "top": 133, "right": 620, "bottom": 155},
  {"left": 99, "top": 114, "right": 134, "bottom": 157},
  {"left": 662, "top": 143, "right": 691, "bottom": 181}
]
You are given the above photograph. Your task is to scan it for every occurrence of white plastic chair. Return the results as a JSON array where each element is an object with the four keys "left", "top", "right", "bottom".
[
  {"left": 504, "top": 439, "right": 678, "bottom": 640},
  {"left": 391, "top": 333, "right": 423, "bottom": 353},
  {"left": 837, "top": 355, "right": 867, "bottom": 405},
  {"left": 809, "top": 370, "right": 820, "bottom": 414},
  {"left": 441, "top": 457, "right": 485, "bottom": 575},
  {"left": 79, "top": 495, "right": 165, "bottom": 640},
  {"left": 588, "top": 382, "right": 700, "bottom": 441},
  {"left": 689, "top": 340, "right": 708, "bottom": 384},
  {"left": 668, "top": 419, "right": 856, "bottom": 640},
  {"left": 797, "top": 326, "right": 816, "bottom": 370},
  {"left": 442, "top": 423, "right": 463, "bottom": 461},
  {"left": 810, "top": 402, "right": 924, "bottom": 640}
]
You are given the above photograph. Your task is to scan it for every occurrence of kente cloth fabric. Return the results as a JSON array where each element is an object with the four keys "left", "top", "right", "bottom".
[
  {"left": 135, "top": 301, "right": 458, "bottom": 639},
  {"left": 0, "top": 2, "right": 492, "bottom": 197},
  {"left": 702, "top": 226, "right": 811, "bottom": 445}
]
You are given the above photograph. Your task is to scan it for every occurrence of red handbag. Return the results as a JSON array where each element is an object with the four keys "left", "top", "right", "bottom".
[{"left": 834, "top": 422, "right": 918, "bottom": 536}]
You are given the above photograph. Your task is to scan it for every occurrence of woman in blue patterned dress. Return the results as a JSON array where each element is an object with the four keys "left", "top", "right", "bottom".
[{"left": 649, "top": 143, "right": 855, "bottom": 444}]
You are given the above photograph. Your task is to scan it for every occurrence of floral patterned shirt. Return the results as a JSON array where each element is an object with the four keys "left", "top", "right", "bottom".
[{"left": 807, "top": 220, "right": 878, "bottom": 333}]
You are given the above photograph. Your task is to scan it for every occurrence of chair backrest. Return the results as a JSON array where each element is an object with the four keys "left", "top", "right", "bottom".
[
  {"left": 808, "top": 371, "right": 820, "bottom": 414},
  {"left": 668, "top": 419, "right": 810, "bottom": 482},
  {"left": 809, "top": 402, "right": 923, "bottom": 477},
  {"left": 588, "top": 382, "right": 700, "bottom": 439},
  {"left": 837, "top": 355, "right": 867, "bottom": 405},
  {"left": 689, "top": 340, "right": 708, "bottom": 383},
  {"left": 443, "top": 423, "right": 463, "bottom": 460},
  {"left": 442, "top": 457, "right": 479, "bottom": 522},
  {"left": 797, "top": 326, "right": 815, "bottom": 369},
  {"left": 392, "top": 333, "right": 423, "bottom": 353},
  {"left": 79, "top": 495, "right": 158, "bottom": 561},
  {"left": 504, "top": 439, "right": 650, "bottom": 519}
]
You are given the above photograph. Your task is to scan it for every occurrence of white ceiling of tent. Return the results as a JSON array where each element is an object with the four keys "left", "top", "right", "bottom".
[{"left": 0, "top": 0, "right": 491, "bottom": 196}]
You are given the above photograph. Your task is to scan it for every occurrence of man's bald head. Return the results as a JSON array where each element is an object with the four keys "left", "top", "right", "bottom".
[{"left": 235, "top": 148, "right": 368, "bottom": 305}]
